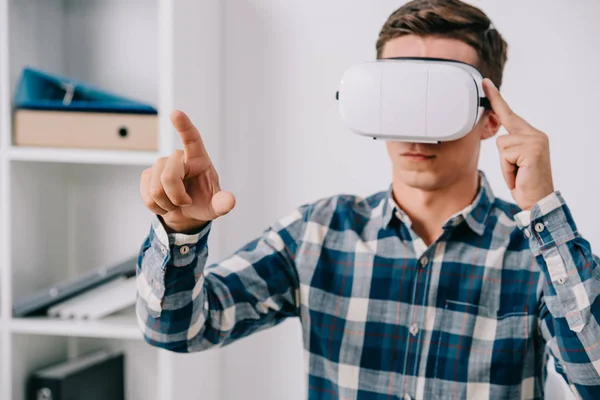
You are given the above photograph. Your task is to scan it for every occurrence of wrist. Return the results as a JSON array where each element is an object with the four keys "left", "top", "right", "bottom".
[{"left": 159, "top": 215, "right": 208, "bottom": 234}]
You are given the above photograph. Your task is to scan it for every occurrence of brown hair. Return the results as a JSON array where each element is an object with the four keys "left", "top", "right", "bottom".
[{"left": 376, "top": 0, "right": 508, "bottom": 87}]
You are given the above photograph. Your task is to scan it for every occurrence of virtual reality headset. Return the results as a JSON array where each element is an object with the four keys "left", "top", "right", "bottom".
[{"left": 336, "top": 57, "right": 492, "bottom": 143}]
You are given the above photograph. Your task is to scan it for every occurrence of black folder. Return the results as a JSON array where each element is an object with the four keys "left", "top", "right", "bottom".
[
  {"left": 13, "top": 256, "right": 137, "bottom": 317},
  {"left": 27, "top": 350, "right": 125, "bottom": 400}
]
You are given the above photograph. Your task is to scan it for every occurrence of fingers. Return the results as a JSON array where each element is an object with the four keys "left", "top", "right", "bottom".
[
  {"left": 140, "top": 168, "right": 168, "bottom": 215},
  {"left": 497, "top": 132, "right": 548, "bottom": 160},
  {"left": 162, "top": 150, "right": 193, "bottom": 207},
  {"left": 496, "top": 132, "right": 523, "bottom": 191},
  {"left": 150, "top": 157, "right": 177, "bottom": 212},
  {"left": 170, "top": 110, "right": 209, "bottom": 162},
  {"left": 141, "top": 149, "right": 235, "bottom": 222},
  {"left": 500, "top": 149, "right": 519, "bottom": 190},
  {"left": 499, "top": 151, "right": 517, "bottom": 190},
  {"left": 195, "top": 166, "right": 235, "bottom": 219},
  {"left": 482, "top": 78, "right": 532, "bottom": 134},
  {"left": 498, "top": 144, "right": 525, "bottom": 190},
  {"left": 496, "top": 132, "right": 533, "bottom": 149},
  {"left": 211, "top": 190, "right": 236, "bottom": 217}
]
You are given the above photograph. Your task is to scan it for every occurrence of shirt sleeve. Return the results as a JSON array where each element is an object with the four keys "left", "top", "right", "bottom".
[
  {"left": 515, "top": 191, "right": 600, "bottom": 398},
  {"left": 136, "top": 206, "right": 309, "bottom": 353}
]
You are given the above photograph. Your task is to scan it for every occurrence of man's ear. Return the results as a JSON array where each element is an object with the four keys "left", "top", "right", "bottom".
[{"left": 481, "top": 110, "right": 501, "bottom": 140}]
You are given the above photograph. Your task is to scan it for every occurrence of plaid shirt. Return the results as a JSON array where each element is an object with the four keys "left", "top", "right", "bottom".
[{"left": 136, "top": 172, "right": 600, "bottom": 399}]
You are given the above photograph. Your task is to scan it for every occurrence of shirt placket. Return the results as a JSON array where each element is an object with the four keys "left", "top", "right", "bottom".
[{"left": 400, "top": 233, "right": 432, "bottom": 398}]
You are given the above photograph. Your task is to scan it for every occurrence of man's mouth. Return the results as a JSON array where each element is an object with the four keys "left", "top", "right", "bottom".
[{"left": 401, "top": 152, "right": 436, "bottom": 161}]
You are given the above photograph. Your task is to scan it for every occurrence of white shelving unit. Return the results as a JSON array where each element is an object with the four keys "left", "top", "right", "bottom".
[
  {"left": 10, "top": 310, "right": 140, "bottom": 340},
  {"left": 0, "top": 1, "right": 225, "bottom": 399},
  {"left": 7, "top": 147, "right": 158, "bottom": 166}
]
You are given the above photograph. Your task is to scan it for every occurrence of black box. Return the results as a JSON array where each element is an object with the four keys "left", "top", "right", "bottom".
[{"left": 27, "top": 350, "right": 125, "bottom": 400}]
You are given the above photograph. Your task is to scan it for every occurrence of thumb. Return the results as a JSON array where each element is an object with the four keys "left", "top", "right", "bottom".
[
  {"left": 500, "top": 157, "right": 517, "bottom": 190},
  {"left": 499, "top": 146, "right": 521, "bottom": 190},
  {"left": 211, "top": 190, "right": 236, "bottom": 217}
]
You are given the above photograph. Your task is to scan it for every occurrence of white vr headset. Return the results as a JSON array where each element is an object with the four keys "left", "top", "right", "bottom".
[{"left": 336, "top": 57, "right": 492, "bottom": 143}]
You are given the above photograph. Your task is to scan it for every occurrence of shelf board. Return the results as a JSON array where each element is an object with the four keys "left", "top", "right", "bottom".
[
  {"left": 7, "top": 146, "right": 158, "bottom": 166},
  {"left": 10, "top": 313, "right": 143, "bottom": 340}
]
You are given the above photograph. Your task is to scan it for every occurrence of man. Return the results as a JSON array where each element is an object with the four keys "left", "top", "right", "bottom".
[{"left": 136, "top": 0, "right": 600, "bottom": 399}]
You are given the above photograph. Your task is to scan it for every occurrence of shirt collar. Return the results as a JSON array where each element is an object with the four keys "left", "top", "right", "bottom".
[{"left": 381, "top": 171, "right": 495, "bottom": 236}]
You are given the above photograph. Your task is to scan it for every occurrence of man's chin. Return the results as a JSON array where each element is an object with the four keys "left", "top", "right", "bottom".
[{"left": 397, "top": 169, "right": 445, "bottom": 191}]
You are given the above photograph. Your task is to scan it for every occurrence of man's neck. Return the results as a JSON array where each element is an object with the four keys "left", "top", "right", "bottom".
[{"left": 391, "top": 172, "right": 480, "bottom": 245}]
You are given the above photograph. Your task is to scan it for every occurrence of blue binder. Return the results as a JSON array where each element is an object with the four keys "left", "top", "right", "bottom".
[{"left": 14, "top": 67, "right": 157, "bottom": 115}]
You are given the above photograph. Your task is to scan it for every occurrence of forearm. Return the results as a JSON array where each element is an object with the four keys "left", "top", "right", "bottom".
[
  {"left": 516, "top": 192, "right": 600, "bottom": 396},
  {"left": 136, "top": 208, "right": 304, "bottom": 353},
  {"left": 160, "top": 214, "right": 209, "bottom": 235}
]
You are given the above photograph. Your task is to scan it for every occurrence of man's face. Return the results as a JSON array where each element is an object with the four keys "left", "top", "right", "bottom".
[{"left": 382, "top": 35, "right": 499, "bottom": 191}]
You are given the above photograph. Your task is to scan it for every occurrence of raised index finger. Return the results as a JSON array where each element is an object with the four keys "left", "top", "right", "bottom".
[
  {"left": 170, "top": 110, "right": 209, "bottom": 160},
  {"left": 482, "top": 78, "right": 531, "bottom": 133}
]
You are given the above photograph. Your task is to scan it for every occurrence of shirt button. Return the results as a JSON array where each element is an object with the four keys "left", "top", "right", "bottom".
[
  {"left": 409, "top": 324, "right": 419, "bottom": 336},
  {"left": 557, "top": 277, "right": 566, "bottom": 285},
  {"left": 420, "top": 256, "right": 428, "bottom": 267},
  {"left": 161, "top": 246, "right": 167, "bottom": 255},
  {"left": 535, "top": 222, "right": 545, "bottom": 233},
  {"left": 524, "top": 228, "right": 531, "bottom": 238},
  {"left": 180, "top": 245, "right": 190, "bottom": 255},
  {"left": 404, "top": 394, "right": 412, "bottom": 400}
]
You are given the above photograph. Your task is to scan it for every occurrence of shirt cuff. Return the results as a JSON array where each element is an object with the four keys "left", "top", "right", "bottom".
[
  {"left": 138, "top": 216, "right": 212, "bottom": 315},
  {"left": 514, "top": 191, "right": 578, "bottom": 256},
  {"left": 152, "top": 215, "right": 212, "bottom": 252},
  {"left": 153, "top": 215, "right": 212, "bottom": 271}
]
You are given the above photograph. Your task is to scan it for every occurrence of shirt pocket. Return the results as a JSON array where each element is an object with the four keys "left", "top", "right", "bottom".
[{"left": 433, "top": 299, "right": 530, "bottom": 399}]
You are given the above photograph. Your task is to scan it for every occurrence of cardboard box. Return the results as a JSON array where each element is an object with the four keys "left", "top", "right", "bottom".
[{"left": 14, "top": 109, "right": 158, "bottom": 151}]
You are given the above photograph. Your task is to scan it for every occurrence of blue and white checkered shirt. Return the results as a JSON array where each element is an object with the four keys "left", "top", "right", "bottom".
[{"left": 136, "top": 172, "right": 600, "bottom": 399}]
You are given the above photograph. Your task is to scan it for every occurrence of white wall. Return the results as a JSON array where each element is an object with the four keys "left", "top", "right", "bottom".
[
  {"left": 8, "top": 0, "right": 158, "bottom": 104},
  {"left": 216, "top": 1, "right": 600, "bottom": 399}
]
